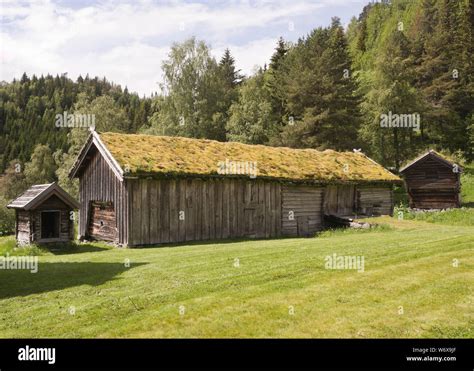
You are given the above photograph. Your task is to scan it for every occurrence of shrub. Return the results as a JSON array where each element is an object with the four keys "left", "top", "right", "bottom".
[{"left": 0, "top": 197, "right": 15, "bottom": 236}]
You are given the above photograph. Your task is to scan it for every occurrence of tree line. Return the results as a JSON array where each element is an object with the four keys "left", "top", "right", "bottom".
[{"left": 1, "top": 0, "right": 473, "bottom": 234}]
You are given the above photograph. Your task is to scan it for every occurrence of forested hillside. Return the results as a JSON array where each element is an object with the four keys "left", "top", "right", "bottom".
[
  {"left": 347, "top": 0, "right": 474, "bottom": 167},
  {"left": 0, "top": 74, "right": 153, "bottom": 173},
  {"left": 1, "top": 0, "right": 473, "bottom": 210}
]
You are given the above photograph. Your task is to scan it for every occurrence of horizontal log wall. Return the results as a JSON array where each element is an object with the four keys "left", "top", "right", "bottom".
[
  {"left": 357, "top": 186, "right": 393, "bottom": 215},
  {"left": 88, "top": 202, "right": 117, "bottom": 242},
  {"left": 127, "top": 178, "right": 282, "bottom": 246},
  {"left": 281, "top": 185, "right": 324, "bottom": 237},
  {"left": 79, "top": 148, "right": 127, "bottom": 244}
]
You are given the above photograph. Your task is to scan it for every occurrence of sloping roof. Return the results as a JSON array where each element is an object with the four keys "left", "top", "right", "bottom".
[
  {"left": 70, "top": 131, "right": 400, "bottom": 184},
  {"left": 7, "top": 183, "right": 80, "bottom": 210},
  {"left": 399, "top": 150, "right": 462, "bottom": 173}
]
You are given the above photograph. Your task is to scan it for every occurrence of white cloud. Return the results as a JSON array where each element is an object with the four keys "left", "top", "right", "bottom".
[
  {"left": 0, "top": 0, "right": 361, "bottom": 95},
  {"left": 212, "top": 38, "right": 279, "bottom": 77}
]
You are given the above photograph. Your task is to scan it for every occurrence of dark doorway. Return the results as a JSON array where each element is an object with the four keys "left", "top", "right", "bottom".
[{"left": 41, "top": 211, "right": 60, "bottom": 239}]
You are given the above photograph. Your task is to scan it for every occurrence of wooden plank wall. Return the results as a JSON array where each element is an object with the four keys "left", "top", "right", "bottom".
[
  {"left": 323, "top": 185, "right": 356, "bottom": 216},
  {"left": 79, "top": 148, "right": 127, "bottom": 244},
  {"left": 403, "top": 157, "right": 460, "bottom": 209},
  {"left": 128, "top": 178, "right": 282, "bottom": 246},
  {"left": 281, "top": 185, "right": 324, "bottom": 237},
  {"left": 357, "top": 186, "right": 393, "bottom": 216}
]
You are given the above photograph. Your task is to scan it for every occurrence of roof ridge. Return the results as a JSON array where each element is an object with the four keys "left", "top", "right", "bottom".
[{"left": 99, "top": 131, "right": 365, "bottom": 156}]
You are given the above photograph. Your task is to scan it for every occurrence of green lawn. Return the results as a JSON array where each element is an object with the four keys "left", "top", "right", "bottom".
[{"left": 0, "top": 216, "right": 472, "bottom": 338}]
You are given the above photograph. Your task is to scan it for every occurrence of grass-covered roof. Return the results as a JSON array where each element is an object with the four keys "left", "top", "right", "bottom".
[{"left": 98, "top": 132, "right": 400, "bottom": 183}]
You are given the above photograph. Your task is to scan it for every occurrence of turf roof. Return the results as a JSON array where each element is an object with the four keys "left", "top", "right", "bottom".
[{"left": 98, "top": 132, "right": 400, "bottom": 183}]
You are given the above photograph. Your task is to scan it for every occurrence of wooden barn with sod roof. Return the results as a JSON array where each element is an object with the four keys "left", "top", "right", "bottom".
[
  {"left": 7, "top": 183, "right": 79, "bottom": 245},
  {"left": 69, "top": 131, "right": 401, "bottom": 246},
  {"left": 400, "top": 150, "right": 462, "bottom": 209}
]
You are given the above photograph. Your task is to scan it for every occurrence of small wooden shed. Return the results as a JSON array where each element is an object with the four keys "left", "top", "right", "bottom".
[
  {"left": 400, "top": 150, "right": 462, "bottom": 209},
  {"left": 7, "top": 183, "right": 80, "bottom": 245}
]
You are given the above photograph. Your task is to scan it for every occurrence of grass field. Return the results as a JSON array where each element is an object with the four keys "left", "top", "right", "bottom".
[{"left": 0, "top": 215, "right": 472, "bottom": 338}]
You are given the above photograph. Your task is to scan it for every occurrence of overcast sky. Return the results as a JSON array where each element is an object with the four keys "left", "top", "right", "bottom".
[{"left": 1, "top": 0, "right": 368, "bottom": 96}]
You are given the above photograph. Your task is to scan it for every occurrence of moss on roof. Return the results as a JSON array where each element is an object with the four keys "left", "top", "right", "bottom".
[{"left": 98, "top": 132, "right": 400, "bottom": 183}]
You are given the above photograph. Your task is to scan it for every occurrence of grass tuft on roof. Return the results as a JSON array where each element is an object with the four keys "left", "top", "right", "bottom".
[{"left": 98, "top": 132, "right": 400, "bottom": 183}]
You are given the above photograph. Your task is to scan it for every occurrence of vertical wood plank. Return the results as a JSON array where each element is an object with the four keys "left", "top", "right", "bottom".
[
  {"left": 270, "top": 182, "right": 277, "bottom": 237},
  {"left": 265, "top": 182, "right": 271, "bottom": 238},
  {"left": 141, "top": 180, "right": 149, "bottom": 245},
  {"left": 178, "top": 179, "right": 186, "bottom": 242},
  {"left": 169, "top": 179, "right": 178, "bottom": 243},
  {"left": 215, "top": 180, "right": 223, "bottom": 240},
  {"left": 185, "top": 179, "right": 194, "bottom": 241},
  {"left": 229, "top": 180, "right": 236, "bottom": 238},
  {"left": 149, "top": 180, "right": 158, "bottom": 244},
  {"left": 202, "top": 181, "right": 209, "bottom": 240},
  {"left": 237, "top": 180, "right": 244, "bottom": 237},
  {"left": 194, "top": 179, "right": 202, "bottom": 241},
  {"left": 208, "top": 180, "right": 215, "bottom": 240},
  {"left": 222, "top": 180, "right": 229, "bottom": 239},
  {"left": 275, "top": 183, "right": 282, "bottom": 237},
  {"left": 160, "top": 180, "right": 170, "bottom": 243}
]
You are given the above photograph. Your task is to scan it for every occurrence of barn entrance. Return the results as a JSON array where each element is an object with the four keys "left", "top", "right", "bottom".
[
  {"left": 324, "top": 185, "right": 356, "bottom": 216},
  {"left": 88, "top": 201, "right": 117, "bottom": 242},
  {"left": 41, "top": 211, "right": 60, "bottom": 239}
]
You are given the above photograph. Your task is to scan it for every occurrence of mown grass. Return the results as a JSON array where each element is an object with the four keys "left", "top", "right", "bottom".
[
  {"left": 0, "top": 236, "right": 112, "bottom": 257},
  {"left": 0, "top": 217, "right": 472, "bottom": 338},
  {"left": 394, "top": 207, "right": 474, "bottom": 227}
]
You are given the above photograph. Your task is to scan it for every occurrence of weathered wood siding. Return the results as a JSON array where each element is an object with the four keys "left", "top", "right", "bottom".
[
  {"left": 323, "top": 185, "right": 356, "bottom": 216},
  {"left": 14, "top": 195, "right": 74, "bottom": 245},
  {"left": 16, "top": 210, "right": 32, "bottom": 245},
  {"left": 357, "top": 186, "right": 393, "bottom": 215},
  {"left": 88, "top": 201, "right": 117, "bottom": 242},
  {"left": 403, "top": 157, "right": 460, "bottom": 209},
  {"left": 127, "top": 178, "right": 282, "bottom": 246},
  {"left": 281, "top": 185, "right": 324, "bottom": 237},
  {"left": 79, "top": 148, "right": 127, "bottom": 244}
]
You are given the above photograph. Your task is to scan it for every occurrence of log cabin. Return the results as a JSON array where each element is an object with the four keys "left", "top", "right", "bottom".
[
  {"left": 69, "top": 131, "right": 400, "bottom": 246},
  {"left": 400, "top": 150, "right": 462, "bottom": 209},
  {"left": 7, "top": 183, "right": 79, "bottom": 245}
]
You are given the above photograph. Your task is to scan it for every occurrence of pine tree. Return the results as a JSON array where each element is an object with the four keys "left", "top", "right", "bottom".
[
  {"left": 219, "top": 48, "right": 243, "bottom": 88},
  {"left": 279, "top": 18, "right": 362, "bottom": 151},
  {"left": 361, "top": 29, "right": 421, "bottom": 168}
]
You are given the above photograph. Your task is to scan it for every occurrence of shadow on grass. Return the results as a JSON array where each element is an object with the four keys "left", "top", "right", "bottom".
[
  {"left": 461, "top": 202, "right": 474, "bottom": 208},
  {"left": 0, "top": 262, "right": 146, "bottom": 299},
  {"left": 131, "top": 236, "right": 296, "bottom": 249},
  {"left": 49, "top": 242, "right": 111, "bottom": 255}
]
